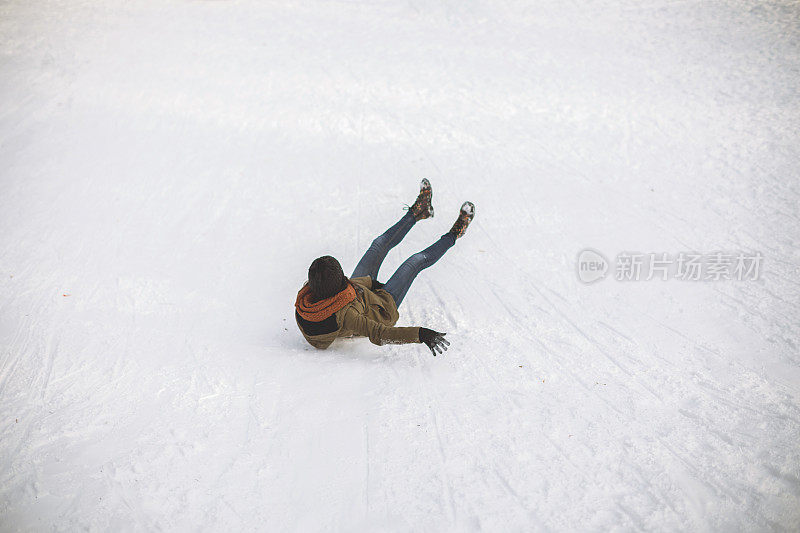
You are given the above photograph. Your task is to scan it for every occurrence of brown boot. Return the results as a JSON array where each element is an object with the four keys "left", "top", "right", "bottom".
[
  {"left": 448, "top": 201, "right": 475, "bottom": 238},
  {"left": 406, "top": 178, "right": 434, "bottom": 221}
]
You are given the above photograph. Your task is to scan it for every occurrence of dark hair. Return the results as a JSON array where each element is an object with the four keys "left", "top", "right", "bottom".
[{"left": 308, "top": 256, "right": 347, "bottom": 301}]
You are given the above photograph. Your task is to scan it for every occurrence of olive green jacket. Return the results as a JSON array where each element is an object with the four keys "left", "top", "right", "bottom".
[{"left": 295, "top": 276, "right": 420, "bottom": 349}]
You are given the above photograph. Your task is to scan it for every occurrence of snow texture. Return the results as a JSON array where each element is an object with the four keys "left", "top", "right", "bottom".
[{"left": 1, "top": 0, "right": 799, "bottom": 531}]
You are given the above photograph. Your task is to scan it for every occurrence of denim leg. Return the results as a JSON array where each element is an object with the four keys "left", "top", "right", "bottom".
[
  {"left": 351, "top": 211, "right": 416, "bottom": 280},
  {"left": 383, "top": 233, "right": 456, "bottom": 307}
]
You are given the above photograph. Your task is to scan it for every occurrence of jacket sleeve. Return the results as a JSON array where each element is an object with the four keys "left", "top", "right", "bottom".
[{"left": 342, "top": 308, "right": 420, "bottom": 346}]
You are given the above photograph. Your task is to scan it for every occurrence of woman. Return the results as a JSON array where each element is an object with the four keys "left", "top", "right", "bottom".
[{"left": 294, "top": 179, "right": 475, "bottom": 356}]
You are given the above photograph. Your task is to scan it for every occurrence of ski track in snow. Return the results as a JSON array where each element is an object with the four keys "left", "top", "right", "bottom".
[{"left": 1, "top": 0, "right": 799, "bottom": 530}]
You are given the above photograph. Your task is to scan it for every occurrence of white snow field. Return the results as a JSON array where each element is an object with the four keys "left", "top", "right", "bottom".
[{"left": 1, "top": 0, "right": 799, "bottom": 530}]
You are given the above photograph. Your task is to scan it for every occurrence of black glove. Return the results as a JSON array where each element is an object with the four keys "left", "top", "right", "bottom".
[{"left": 419, "top": 328, "right": 449, "bottom": 356}]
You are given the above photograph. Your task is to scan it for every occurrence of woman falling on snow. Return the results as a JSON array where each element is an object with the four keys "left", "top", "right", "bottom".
[{"left": 294, "top": 180, "right": 475, "bottom": 356}]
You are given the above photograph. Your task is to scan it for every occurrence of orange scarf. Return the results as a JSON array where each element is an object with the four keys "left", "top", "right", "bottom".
[{"left": 295, "top": 282, "right": 357, "bottom": 321}]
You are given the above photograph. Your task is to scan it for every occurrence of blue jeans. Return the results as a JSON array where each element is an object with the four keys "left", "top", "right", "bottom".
[{"left": 351, "top": 211, "right": 456, "bottom": 307}]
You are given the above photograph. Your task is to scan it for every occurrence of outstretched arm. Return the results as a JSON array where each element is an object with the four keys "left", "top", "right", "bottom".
[{"left": 342, "top": 308, "right": 420, "bottom": 346}]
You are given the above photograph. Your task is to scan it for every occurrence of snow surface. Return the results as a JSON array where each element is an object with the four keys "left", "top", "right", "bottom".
[{"left": 1, "top": 0, "right": 799, "bottom": 530}]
